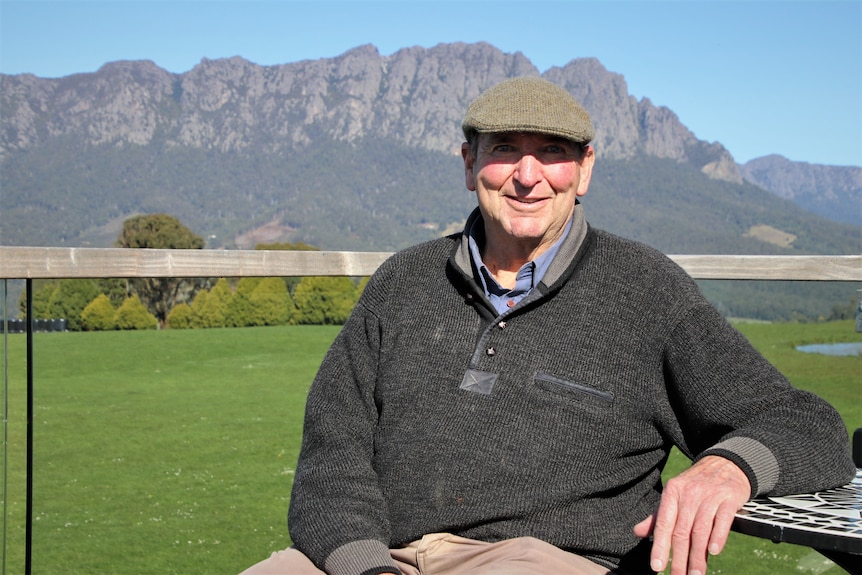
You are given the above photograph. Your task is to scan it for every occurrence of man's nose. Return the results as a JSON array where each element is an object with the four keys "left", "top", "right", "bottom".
[{"left": 513, "top": 153, "right": 542, "bottom": 188}]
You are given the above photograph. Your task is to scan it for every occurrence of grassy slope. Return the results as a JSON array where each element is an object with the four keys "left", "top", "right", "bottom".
[{"left": 1, "top": 321, "right": 859, "bottom": 574}]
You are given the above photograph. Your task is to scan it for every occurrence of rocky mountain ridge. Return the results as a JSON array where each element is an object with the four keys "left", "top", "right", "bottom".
[{"left": 1, "top": 42, "right": 741, "bottom": 181}]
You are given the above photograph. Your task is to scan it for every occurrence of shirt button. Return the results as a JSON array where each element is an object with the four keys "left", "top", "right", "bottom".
[
  {"left": 486, "top": 347, "right": 496, "bottom": 356},
  {"left": 498, "top": 321, "right": 507, "bottom": 329},
  {"left": 506, "top": 299, "right": 516, "bottom": 308}
]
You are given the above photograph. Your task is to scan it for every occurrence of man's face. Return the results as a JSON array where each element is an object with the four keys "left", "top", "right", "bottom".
[{"left": 462, "top": 132, "right": 594, "bottom": 258}]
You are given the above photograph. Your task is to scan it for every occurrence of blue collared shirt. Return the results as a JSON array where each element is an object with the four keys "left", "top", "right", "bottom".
[{"left": 468, "top": 217, "right": 572, "bottom": 316}]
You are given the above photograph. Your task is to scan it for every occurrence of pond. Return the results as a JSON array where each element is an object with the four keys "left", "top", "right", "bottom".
[{"left": 795, "top": 342, "right": 862, "bottom": 357}]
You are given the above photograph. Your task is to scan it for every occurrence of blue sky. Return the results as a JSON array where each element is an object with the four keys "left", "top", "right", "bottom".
[{"left": 1, "top": 0, "right": 860, "bottom": 167}]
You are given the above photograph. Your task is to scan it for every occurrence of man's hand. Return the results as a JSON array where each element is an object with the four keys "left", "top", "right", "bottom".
[{"left": 633, "top": 455, "right": 751, "bottom": 575}]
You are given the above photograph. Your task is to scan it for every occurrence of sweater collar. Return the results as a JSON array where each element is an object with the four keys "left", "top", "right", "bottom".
[{"left": 453, "top": 202, "right": 589, "bottom": 290}]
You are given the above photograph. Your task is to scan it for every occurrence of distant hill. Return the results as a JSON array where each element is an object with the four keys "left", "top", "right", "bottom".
[
  {"left": 1, "top": 42, "right": 859, "bottom": 320},
  {"left": 740, "top": 155, "right": 862, "bottom": 227}
]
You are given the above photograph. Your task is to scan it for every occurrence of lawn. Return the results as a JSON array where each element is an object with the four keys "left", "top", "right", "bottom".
[
  {"left": 2, "top": 325, "right": 339, "bottom": 574},
  {"left": 0, "top": 320, "right": 859, "bottom": 574}
]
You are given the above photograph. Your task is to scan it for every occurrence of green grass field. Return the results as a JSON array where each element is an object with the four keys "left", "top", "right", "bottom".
[{"left": 1, "top": 320, "right": 859, "bottom": 574}]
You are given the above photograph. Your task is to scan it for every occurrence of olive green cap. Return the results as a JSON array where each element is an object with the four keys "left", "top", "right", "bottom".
[{"left": 462, "top": 76, "right": 594, "bottom": 144}]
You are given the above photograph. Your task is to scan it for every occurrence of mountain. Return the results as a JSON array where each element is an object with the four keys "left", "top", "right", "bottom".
[
  {"left": 740, "top": 155, "right": 862, "bottom": 227},
  {"left": 1, "top": 43, "right": 741, "bottom": 171},
  {"left": 1, "top": 42, "right": 859, "bottom": 320}
]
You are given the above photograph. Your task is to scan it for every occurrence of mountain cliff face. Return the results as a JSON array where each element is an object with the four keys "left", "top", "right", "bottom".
[
  {"left": 1, "top": 42, "right": 739, "bottom": 180},
  {"left": 740, "top": 155, "right": 862, "bottom": 226}
]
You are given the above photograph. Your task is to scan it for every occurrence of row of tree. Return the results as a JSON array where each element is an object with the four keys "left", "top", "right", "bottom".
[
  {"left": 19, "top": 214, "right": 368, "bottom": 330},
  {"left": 25, "top": 276, "right": 141, "bottom": 331},
  {"left": 166, "top": 275, "right": 363, "bottom": 329},
  {"left": 83, "top": 294, "right": 158, "bottom": 330},
  {"left": 23, "top": 274, "right": 364, "bottom": 331}
]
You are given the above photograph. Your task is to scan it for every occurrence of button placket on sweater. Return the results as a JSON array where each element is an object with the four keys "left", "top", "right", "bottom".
[
  {"left": 463, "top": 283, "right": 530, "bottom": 371},
  {"left": 486, "top": 320, "right": 509, "bottom": 356}
]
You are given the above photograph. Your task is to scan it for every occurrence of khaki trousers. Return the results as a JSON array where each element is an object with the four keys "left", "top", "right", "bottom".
[{"left": 240, "top": 533, "right": 613, "bottom": 575}]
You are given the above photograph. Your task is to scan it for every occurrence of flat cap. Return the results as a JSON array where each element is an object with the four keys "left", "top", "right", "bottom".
[{"left": 462, "top": 76, "right": 594, "bottom": 144}]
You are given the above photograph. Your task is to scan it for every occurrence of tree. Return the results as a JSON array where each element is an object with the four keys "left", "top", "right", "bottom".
[
  {"left": 166, "top": 302, "right": 194, "bottom": 329},
  {"left": 196, "top": 278, "right": 232, "bottom": 328},
  {"left": 81, "top": 294, "right": 117, "bottom": 331},
  {"left": 250, "top": 277, "right": 294, "bottom": 326},
  {"left": 115, "top": 295, "right": 158, "bottom": 330},
  {"left": 117, "top": 213, "right": 206, "bottom": 249},
  {"left": 18, "top": 280, "right": 126, "bottom": 332},
  {"left": 47, "top": 279, "right": 101, "bottom": 331},
  {"left": 224, "top": 278, "right": 260, "bottom": 327},
  {"left": 188, "top": 290, "right": 210, "bottom": 329},
  {"left": 96, "top": 278, "right": 130, "bottom": 308},
  {"left": 235, "top": 277, "right": 262, "bottom": 297},
  {"left": 19, "top": 280, "right": 57, "bottom": 319},
  {"left": 293, "top": 276, "right": 357, "bottom": 325},
  {"left": 116, "top": 214, "right": 205, "bottom": 328}
]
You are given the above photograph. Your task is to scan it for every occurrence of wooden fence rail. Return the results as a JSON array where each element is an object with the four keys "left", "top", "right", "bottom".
[{"left": 1, "top": 246, "right": 860, "bottom": 281}]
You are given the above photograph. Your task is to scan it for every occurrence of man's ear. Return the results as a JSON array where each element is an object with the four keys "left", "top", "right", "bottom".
[
  {"left": 576, "top": 145, "right": 595, "bottom": 197},
  {"left": 462, "top": 142, "right": 477, "bottom": 192}
]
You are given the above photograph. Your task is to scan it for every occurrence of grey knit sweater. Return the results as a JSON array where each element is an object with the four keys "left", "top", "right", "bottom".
[{"left": 288, "top": 207, "right": 854, "bottom": 575}]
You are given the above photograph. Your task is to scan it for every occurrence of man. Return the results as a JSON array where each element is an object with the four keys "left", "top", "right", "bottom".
[{"left": 242, "top": 77, "right": 854, "bottom": 575}]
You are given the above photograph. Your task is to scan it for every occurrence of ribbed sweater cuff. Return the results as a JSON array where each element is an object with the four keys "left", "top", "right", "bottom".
[
  {"left": 698, "top": 436, "right": 779, "bottom": 497},
  {"left": 324, "top": 539, "right": 401, "bottom": 575}
]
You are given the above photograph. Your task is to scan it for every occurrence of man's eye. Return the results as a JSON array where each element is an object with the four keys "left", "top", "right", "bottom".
[
  {"left": 493, "top": 144, "right": 515, "bottom": 153},
  {"left": 544, "top": 146, "right": 565, "bottom": 154}
]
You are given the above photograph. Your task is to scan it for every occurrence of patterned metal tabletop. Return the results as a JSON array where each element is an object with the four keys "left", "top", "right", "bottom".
[{"left": 734, "top": 469, "right": 862, "bottom": 555}]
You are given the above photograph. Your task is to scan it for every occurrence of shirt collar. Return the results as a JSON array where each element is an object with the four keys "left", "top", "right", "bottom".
[{"left": 467, "top": 215, "right": 573, "bottom": 298}]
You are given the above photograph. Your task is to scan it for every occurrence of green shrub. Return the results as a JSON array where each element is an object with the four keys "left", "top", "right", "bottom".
[
  {"left": 115, "top": 295, "right": 158, "bottom": 330},
  {"left": 293, "top": 276, "right": 357, "bottom": 325},
  {"left": 224, "top": 278, "right": 260, "bottom": 327},
  {"left": 81, "top": 294, "right": 117, "bottom": 331},
  {"left": 166, "top": 302, "right": 195, "bottom": 329},
  {"left": 250, "top": 277, "right": 295, "bottom": 326},
  {"left": 46, "top": 279, "right": 101, "bottom": 331},
  {"left": 20, "top": 280, "right": 57, "bottom": 318},
  {"left": 197, "top": 278, "right": 232, "bottom": 328},
  {"left": 188, "top": 290, "right": 209, "bottom": 328}
]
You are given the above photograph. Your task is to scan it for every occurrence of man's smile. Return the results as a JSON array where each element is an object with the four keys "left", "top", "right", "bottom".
[{"left": 505, "top": 195, "right": 550, "bottom": 207}]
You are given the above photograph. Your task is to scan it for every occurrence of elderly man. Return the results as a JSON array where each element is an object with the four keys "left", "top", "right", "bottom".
[{"left": 241, "top": 77, "right": 854, "bottom": 575}]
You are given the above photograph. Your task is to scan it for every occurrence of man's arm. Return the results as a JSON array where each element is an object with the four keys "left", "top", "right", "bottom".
[
  {"left": 633, "top": 456, "right": 750, "bottom": 575},
  {"left": 288, "top": 287, "right": 401, "bottom": 575},
  {"left": 659, "top": 302, "right": 854, "bottom": 497},
  {"left": 636, "top": 299, "right": 855, "bottom": 575}
]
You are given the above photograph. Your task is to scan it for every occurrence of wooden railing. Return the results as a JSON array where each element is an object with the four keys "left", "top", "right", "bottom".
[{"left": 2, "top": 246, "right": 861, "bottom": 281}]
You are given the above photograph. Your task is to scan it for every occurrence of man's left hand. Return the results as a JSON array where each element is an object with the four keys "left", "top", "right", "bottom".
[{"left": 633, "top": 455, "right": 751, "bottom": 575}]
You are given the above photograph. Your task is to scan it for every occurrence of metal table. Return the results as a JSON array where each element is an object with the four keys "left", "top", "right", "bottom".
[{"left": 733, "top": 469, "right": 862, "bottom": 574}]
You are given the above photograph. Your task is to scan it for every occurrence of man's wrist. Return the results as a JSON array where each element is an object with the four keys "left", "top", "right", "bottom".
[{"left": 698, "top": 436, "right": 779, "bottom": 497}]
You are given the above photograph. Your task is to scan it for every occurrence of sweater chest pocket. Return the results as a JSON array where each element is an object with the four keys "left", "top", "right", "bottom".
[{"left": 534, "top": 372, "right": 614, "bottom": 409}]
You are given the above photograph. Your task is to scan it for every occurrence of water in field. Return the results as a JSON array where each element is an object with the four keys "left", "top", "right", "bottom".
[{"left": 795, "top": 342, "right": 862, "bottom": 356}]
